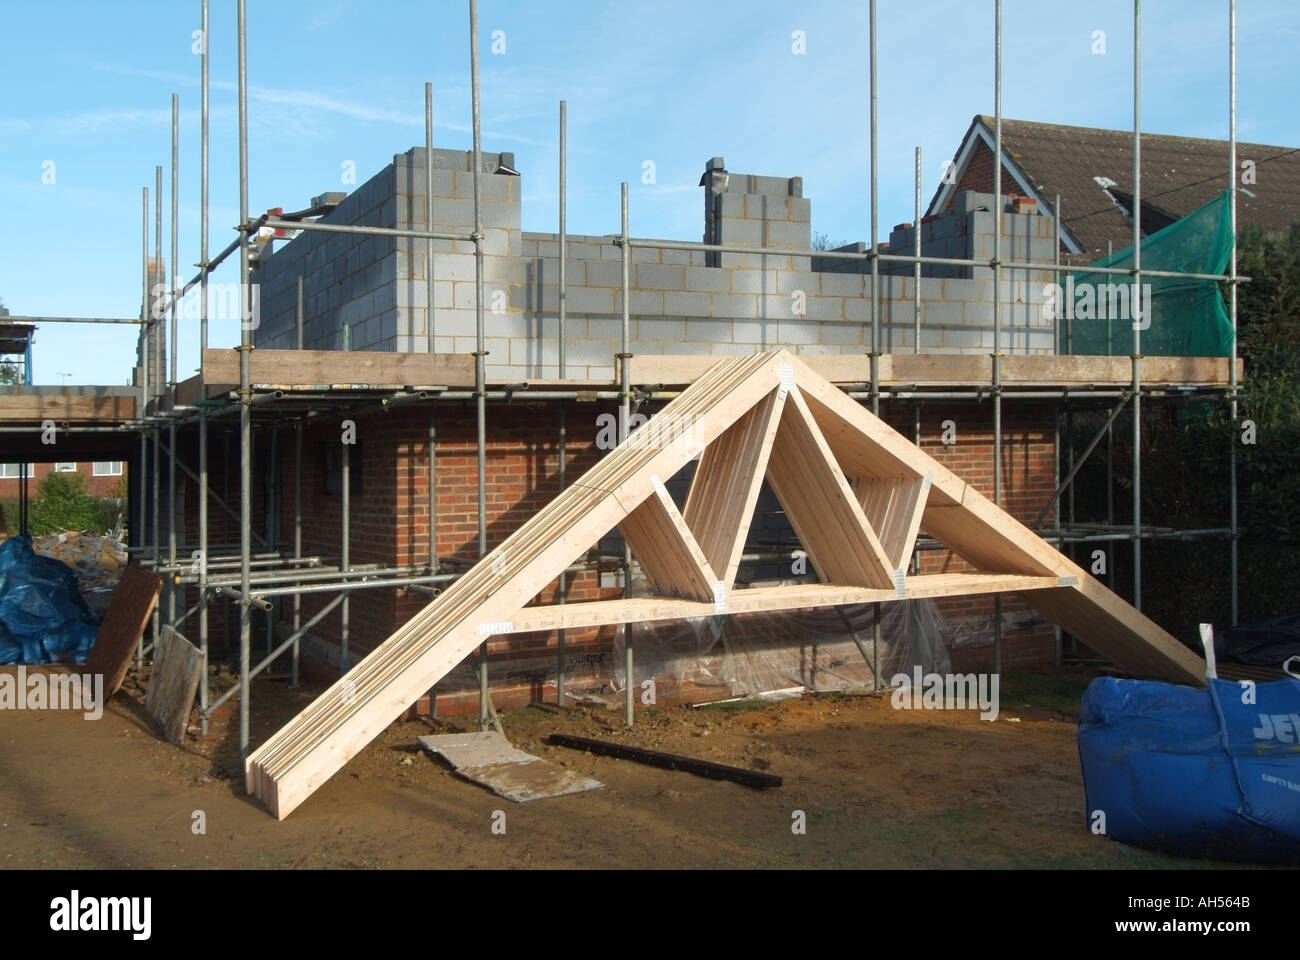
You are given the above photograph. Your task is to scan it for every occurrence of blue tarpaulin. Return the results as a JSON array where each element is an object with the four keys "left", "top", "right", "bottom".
[
  {"left": 1078, "top": 676, "right": 1300, "bottom": 863},
  {"left": 0, "top": 535, "right": 100, "bottom": 665}
]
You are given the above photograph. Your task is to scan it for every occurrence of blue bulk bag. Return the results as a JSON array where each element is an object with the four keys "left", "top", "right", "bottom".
[{"left": 1078, "top": 675, "right": 1300, "bottom": 863}]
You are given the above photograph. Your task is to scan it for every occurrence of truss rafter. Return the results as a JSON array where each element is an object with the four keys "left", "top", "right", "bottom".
[{"left": 247, "top": 350, "right": 1205, "bottom": 819}]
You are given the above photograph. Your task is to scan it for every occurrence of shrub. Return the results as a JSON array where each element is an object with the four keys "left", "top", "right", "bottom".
[{"left": 28, "top": 471, "right": 103, "bottom": 535}]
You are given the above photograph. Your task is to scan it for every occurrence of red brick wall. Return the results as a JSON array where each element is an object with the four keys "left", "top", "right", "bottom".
[
  {"left": 944, "top": 139, "right": 1026, "bottom": 210},
  {"left": 266, "top": 403, "right": 623, "bottom": 682},
  {"left": 0, "top": 461, "right": 127, "bottom": 499},
  {"left": 390, "top": 402, "right": 620, "bottom": 676},
  {"left": 884, "top": 403, "right": 1058, "bottom": 672}
]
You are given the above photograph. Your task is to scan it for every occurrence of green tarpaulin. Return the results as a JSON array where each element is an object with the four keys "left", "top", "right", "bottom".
[{"left": 1059, "top": 190, "right": 1235, "bottom": 357}]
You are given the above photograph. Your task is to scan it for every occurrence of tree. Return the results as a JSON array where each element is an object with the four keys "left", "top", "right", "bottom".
[
  {"left": 1233, "top": 220, "right": 1300, "bottom": 427},
  {"left": 1083, "top": 217, "right": 1300, "bottom": 636},
  {"left": 0, "top": 296, "right": 20, "bottom": 384},
  {"left": 29, "top": 471, "right": 103, "bottom": 535},
  {"left": 811, "top": 231, "right": 851, "bottom": 252}
]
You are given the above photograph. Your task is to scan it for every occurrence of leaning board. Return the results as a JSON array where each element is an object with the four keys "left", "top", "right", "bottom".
[
  {"left": 145, "top": 626, "right": 203, "bottom": 744},
  {"left": 84, "top": 564, "right": 162, "bottom": 697}
]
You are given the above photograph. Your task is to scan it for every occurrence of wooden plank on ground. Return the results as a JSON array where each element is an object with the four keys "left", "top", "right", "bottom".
[
  {"left": 145, "top": 626, "right": 203, "bottom": 744},
  {"left": 84, "top": 564, "right": 162, "bottom": 697},
  {"left": 548, "top": 734, "right": 782, "bottom": 789}
]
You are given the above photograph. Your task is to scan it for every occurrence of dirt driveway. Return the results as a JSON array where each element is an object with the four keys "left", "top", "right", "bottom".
[{"left": 0, "top": 669, "right": 1208, "bottom": 869}]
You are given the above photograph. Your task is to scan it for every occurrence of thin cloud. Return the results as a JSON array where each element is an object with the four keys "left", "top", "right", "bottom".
[
  {"left": 65, "top": 58, "right": 604, "bottom": 149},
  {"left": 0, "top": 107, "right": 174, "bottom": 137}
]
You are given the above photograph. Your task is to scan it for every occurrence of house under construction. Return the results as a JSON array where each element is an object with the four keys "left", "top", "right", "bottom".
[{"left": 0, "top": 1, "right": 1261, "bottom": 817}]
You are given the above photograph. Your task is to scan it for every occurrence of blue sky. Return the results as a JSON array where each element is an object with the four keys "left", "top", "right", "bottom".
[{"left": 2, "top": 0, "right": 1296, "bottom": 384}]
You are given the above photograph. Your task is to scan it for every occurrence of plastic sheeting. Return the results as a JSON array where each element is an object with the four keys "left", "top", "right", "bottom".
[
  {"left": 1078, "top": 675, "right": 1300, "bottom": 864},
  {"left": 0, "top": 535, "right": 100, "bottom": 665},
  {"left": 612, "top": 577, "right": 952, "bottom": 698},
  {"left": 1216, "top": 613, "right": 1300, "bottom": 669}
]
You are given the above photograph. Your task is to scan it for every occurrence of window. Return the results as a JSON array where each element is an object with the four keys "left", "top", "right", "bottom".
[
  {"left": 93, "top": 461, "right": 124, "bottom": 476},
  {"left": 54, "top": 462, "right": 77, "bottom": 472},
  {"left": 0, "top": 463, "right": 33, "bottom": 479},
  {"left": 320, "top": 443, "right": 363, "bottom": 496}
]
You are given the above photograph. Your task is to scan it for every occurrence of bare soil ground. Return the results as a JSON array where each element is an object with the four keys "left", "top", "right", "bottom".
[{"left": 0, "top": 668, "right": 1223, "bottom": 869}]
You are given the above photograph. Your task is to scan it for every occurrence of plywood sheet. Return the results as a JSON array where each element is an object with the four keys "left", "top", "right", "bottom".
[
  {"left": 84, "top": 564, "right": 162, "bottom": 697},
  {"left": 145, "top": 626, "right": 203, "bottom": 744},
  {"left": 418, "top": 731, "right": 602, "bottom": 802}
]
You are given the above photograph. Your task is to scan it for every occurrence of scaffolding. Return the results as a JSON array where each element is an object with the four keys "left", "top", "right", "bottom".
[{"left": 1, "top": 0, "right": 1249, "bottom": 758}]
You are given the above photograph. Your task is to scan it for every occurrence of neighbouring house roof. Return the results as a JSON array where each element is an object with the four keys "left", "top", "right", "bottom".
[{"left": 929, "top": 115, "right": 1300, "bottom": 262}]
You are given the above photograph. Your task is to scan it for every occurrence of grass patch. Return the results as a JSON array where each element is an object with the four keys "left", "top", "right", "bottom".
[
  {"left": 697, "top": 697, "right": 774, "bottom": 715},
  {"left": 998, "top": 670, "right": 1097, "bottom": 717}
]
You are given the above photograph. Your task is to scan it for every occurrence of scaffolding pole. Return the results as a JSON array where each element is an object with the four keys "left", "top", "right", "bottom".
[
  {"left": 424, "top": 81, "right": 438, "bottom": 712},
  {"left": 1132, "top": 0, "right": 1144, "bottom": 613},
  {"left": 138, "top": 184, "right": 150, "bottom": 674},
  {"left": 341, "top": 435, "right": 350, "bottom": 672},
  {"left": 236, "top": 0, "right": 253, "bottom": 757},
  {"left": 468, "top": 0, "right": 490, "bottom": 730},
  {"left": 868, "top": 0, "right": 879, "bottom": 417},
  {"left": 913, "top": 146, "right": 921, "bottom": 354},
  {"left": 1053, "top": 406, "right": 1063, "bottom": 666},
  {"left": 1053, "top": 191, "right": 1063, "bottom": 665},
  {"left": 425, "top": 80, "right": 436, "bottom": 355},
  {"left": 912, "top": 144, "right": 922, "bottom": 578},
  {"left": 557, "top": 98, "right": 568, "bottom": 707},
  {"left": 168, "top": 92, "right": 179, "bottom": 640},
  {"left": 992, "top": 0, "right": 1004, "bottom": 674},
  {"left": 198, "top": 0, "right": 210, "bottom": 734},
  {"left": 423, "top": 80, "right": 438, "bottom": 711},
  {"left": 1228, "top": 0, "right": 1240, "bottom": 626},
  {"left": 620, "top": 180, "right": 633, "bottom": 727},
  {"left": 151, "top": 163, "right": 163, "bottom": 652},
  {"left": 292, "top": 275, "right": 303, "bottom": 686}
]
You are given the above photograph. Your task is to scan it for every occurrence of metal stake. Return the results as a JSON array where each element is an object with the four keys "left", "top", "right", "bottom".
[{"left": 236, "top": 0, "right": 252, "bottom": 756}]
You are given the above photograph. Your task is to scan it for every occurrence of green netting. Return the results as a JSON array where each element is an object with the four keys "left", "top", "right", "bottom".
[{"left": 1058, "top": 190, "right": 1234, "bottom": 357}]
